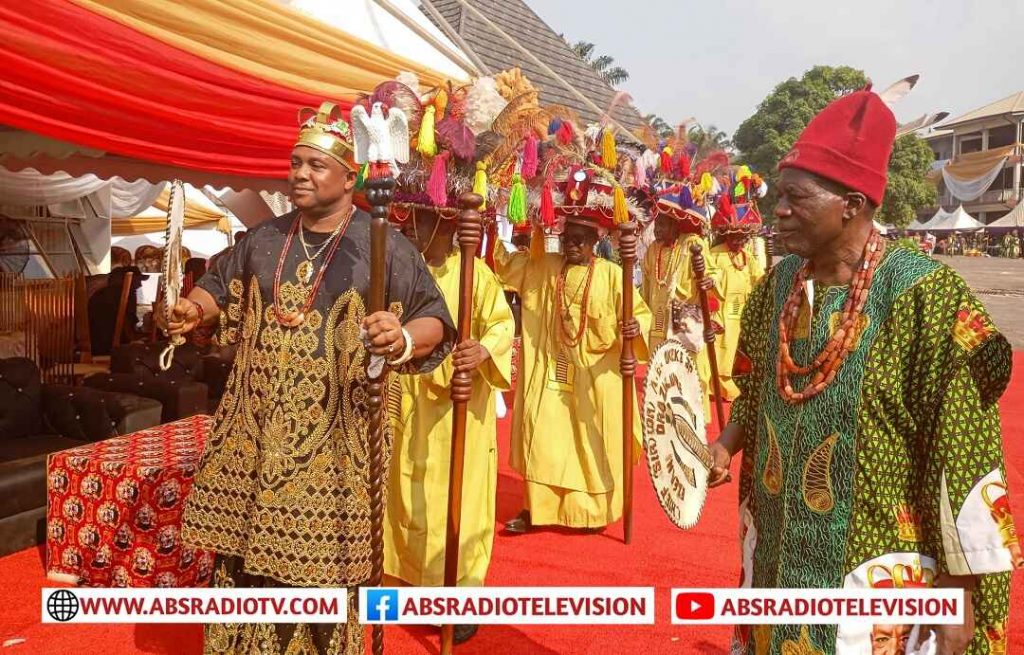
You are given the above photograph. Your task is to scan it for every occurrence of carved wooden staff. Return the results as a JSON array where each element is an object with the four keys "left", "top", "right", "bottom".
[
  {"left": 440, "top": 192, "right": 484, "bottom": 655},
  {"left": 618, "top": 221, "right": 638, "bottom": 545},
  {"left": 365, "top": 175, "right": 395, "bottom": 655},
  {"left": 690, "top": 242, "right": 727, "bottom": 430},
  {"left": 765, "top": 229, "right": 775, "bottom": 273}
]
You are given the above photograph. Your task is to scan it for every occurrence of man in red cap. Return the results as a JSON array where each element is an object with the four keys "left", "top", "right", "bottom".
[{"left": 707, "top": 88, "right": 1020, "bottom": 655}]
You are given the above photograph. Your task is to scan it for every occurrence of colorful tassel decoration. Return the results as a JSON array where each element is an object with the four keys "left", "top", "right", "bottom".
[
  {"left": 601, "top": 129, "right": 618, "bottom": 170},
  {"left": 434, "top": 88, "right": 448, "bottom": 120},
  {"left": 613, "top": 184, "right": 629, "bottom": 225},
  {"left": 660, "top": 147, "right": 673, "bottom": 174},
  {"left": 634, "top": 159, "right": 647, "bottom": 188},
  {"left": 679, "top": 185, "right": 695, "bottom": 210},
  {"left": 507, "top": 173, "right": 527, "bottom": 224},
  {"left": 521, "top": 132, "right": 539, "bottom": 179},
  {"left": 548, "top": 118, "right": 562, "bottom": 136},
  {"left": 699, "top": 172, "right": 714, "bottom": 197},
  {"left": 678, "top": 150, "right": 691, "bottom": 179},
  {"left": 540, "top": 174, "right": 556, "bottom": 227},
  {"left": 556, "top": 120, "right": 574, "bottom": 146},
  {"left": 427, "top": 151, "right": 449, "bottom": 207},
  {"left": 417, "top": 106, "right": 437, "bottom": 157},
  {"left": 355, "top": 162, "right": 368, "bottom": 189},
  {"left": 473, "top": 161, "right": 488, "bottom": 210},
  {"left": 368, "top": 162, "right": 391, "bottom": 180}
]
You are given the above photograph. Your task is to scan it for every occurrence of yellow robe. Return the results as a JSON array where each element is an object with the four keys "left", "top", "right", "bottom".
[
  {"left": 384, "top": 252, "right": 514, "bottom": 586},
  {"left": 668, "top": 233, "right": 715, "bottom": 417},
  {"left": 708, "top": 243, "right": 764, "bottom": 401},
  {"left": 493, "top": 242, "right": 652, "bottom": 528}
]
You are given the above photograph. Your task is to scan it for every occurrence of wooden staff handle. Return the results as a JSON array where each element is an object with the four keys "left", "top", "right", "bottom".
[
  {"left": 618, "top": 221, "right": 638, "bottom": 545},
  {"left": 440, "top": 193, "right": 484, "bottom": 655},
  {"left": 690, "top": 242, "right": 727, "bottom": 431},
  {"left": 765, "top": 229, "right": 775, "bottom": 273},
  {"left": 365, "top": 177, "right": 395, "bottom": 655}
]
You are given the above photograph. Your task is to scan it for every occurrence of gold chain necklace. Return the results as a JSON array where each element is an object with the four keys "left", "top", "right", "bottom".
[{"left": 296, "top": 207, "right": 353, "bottom": 284}]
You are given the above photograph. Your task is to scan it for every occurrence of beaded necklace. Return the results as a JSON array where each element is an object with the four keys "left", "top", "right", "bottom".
[
  {"left": 272, "top": 209, "right": 356, "bottom": 328},
  {"left": 776, "top": 230, "right": 884, "bottom": 404},
  {"left": 655, "top": 242, "right": 684, "bottom": 287},
  {"left": 555, "top": 259, "right": 596, "bottom": 347}
]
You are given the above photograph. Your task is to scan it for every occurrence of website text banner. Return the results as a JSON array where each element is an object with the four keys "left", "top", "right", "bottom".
[
  {"left": 42, "top": 588, "right": 347, "bottom": 624},
  {"left": 359, "top": 587, "right": 655, "bottom": 625},
  {"left": 671, "top": 588, "right": 964, "bottom": 625}
]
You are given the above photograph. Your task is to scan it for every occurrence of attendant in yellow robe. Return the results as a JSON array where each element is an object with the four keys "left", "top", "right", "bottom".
[
  {"left": 707, "top": 196, "right": 765, "bottom": 401},
  {"left": 495, "top": 211, "right": 652, "bottom": 533},
  {"left": 385, "top": 209, "right": 514, "bottom": 594}
]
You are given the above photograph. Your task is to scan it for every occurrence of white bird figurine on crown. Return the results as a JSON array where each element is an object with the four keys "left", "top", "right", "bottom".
[{"left": 350, "top": 101, "right": 410, "bottom": 179}]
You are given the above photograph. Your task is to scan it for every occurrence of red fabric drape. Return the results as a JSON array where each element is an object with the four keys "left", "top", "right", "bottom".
[{"left": 0, "top": 0, "right": 354, "bottom": 178}]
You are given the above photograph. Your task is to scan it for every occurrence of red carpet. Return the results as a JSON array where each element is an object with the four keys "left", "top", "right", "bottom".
[{"left": 2, "top": 355, "right": 1023, "bottom": 654}]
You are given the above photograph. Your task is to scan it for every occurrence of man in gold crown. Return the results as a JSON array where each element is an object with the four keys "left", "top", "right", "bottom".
[
  {"left": 161, "top": 102, "right": 455, "bottom": 655},
  {"left": 496, "top": 170, "right": 652, "bottom": 533},
  {"left": 708, "top": 89, "right": 1020, "bottom": 655},
  {"left": 382, "top": 103, "right": 514, "bottom": 643}
]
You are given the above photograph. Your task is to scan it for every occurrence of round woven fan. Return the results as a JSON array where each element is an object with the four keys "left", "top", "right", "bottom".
[
  {"left": 158, "top": 180, "right": 186, "bottom": 371},
  {"left": 642, "top": 338, "right": 710, "bottom": 529}
]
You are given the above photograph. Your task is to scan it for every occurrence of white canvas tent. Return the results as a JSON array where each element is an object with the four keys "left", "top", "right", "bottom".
[
  {"left": 910, "top": 206, "right": 983, "bottom": 231},
  {"left": 987, "top": 198, "right": 1024, "bottom": 229}
]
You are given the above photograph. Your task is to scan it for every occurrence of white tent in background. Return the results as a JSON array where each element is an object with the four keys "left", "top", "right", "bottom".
[
  {"left": 987, "top": 198, "right": 1024, "bottom": 229},
  {"left": 910, "top": 205, "right": 983, "bottom": 231}
]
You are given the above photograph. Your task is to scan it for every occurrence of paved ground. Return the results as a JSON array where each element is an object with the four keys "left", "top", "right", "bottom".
[{"left": 937, "top": 255, "right": 1024, "bottom": 349}]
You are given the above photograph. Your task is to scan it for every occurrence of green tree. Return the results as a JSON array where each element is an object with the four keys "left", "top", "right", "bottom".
[
  {"left": 879, "top": 134, "right": 937, "bottom": 229},
  {"left": 570, "top": 40, "right": 630, "bottom": 86},
  {"left": 733, "top": 65, "right": 868, "bottom": 219},
  {"left": 688, "top": 123, "right": 733, "bottom": 159},
  {"left": 642, "top": 113, "right": 674, "bottom": 139}
]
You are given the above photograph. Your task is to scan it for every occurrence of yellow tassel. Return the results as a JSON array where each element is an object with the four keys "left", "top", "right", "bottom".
[
  {"left": 602, "top": 129, "right": 618, "bottom": 170},
  {"left": 613, "top": 184, "right": 629, "bottom": 224},
  {"left": 700, "top": 172, "right": 714, "bottom": 196},
  {"left": 434, "top": 88, "right": 448, "bottom": 119},
  {"left": 473, "top": 161, "right": 488, "bottom": 210},
  {"left": 417, "top": 105, "right": 436, "bottom": 157}
]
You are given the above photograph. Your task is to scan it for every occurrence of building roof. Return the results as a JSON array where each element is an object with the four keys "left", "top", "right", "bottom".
[
  {"left": 422, "top": 0, "right": 644, "bottom": 131},
  {"left": 939, "top": 90, "right": 1024, "bottom": 130}
]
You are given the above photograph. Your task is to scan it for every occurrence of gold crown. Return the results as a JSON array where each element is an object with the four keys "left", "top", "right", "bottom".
[
  {"left": 893, "top": 504, "right": 923, "bottom": 543},
  {"left": 985, "top": 623, "right": 1007, "bottom": 655},
  {"left": 951, "top": 307, "right": 993, "bottom": 352},
  {"left": 867, "top": 561, "right": 935, "bottom": 589},
  {"left": 295, "top": 102, "right": 355, "bottom": 170},
  {"left": 982, "top": 482, "right": 1022, "bottom": 557}
]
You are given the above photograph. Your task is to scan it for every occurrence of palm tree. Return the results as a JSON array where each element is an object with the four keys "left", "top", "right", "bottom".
[
  {"left": 688, "top": 124, "right": 733, "bottom": 159},
  {"left": 642, "top": 114, "right": 673, "bottom": 140},
  {"left": 570, "top": 40, "right": 630, "bottom": 86}
]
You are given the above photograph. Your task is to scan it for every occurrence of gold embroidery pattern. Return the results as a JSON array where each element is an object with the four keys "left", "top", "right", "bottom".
[
  {"left": 182, "top": 276, "right": 399, "bottom": 588},
  {"left": 802, "top": 433, "right": 837, "bottom": 514},
  {"left": 780, "top": 626, "right": 823, "bottom": 655},
  {"left": 762, "top": 419, "right": 783, "bottom": 495},
  {"left": 752, "top": 624, "right": 773, "bottom": 655}
]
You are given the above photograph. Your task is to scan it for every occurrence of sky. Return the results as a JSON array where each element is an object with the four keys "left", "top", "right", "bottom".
[{"left": 528, "top": 0, "right": 1024, "bottom": 137}]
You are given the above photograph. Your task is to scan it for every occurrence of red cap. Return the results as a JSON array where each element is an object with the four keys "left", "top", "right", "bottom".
[{"left": 777, "top": 89, "right": 896, "bottom": 206}]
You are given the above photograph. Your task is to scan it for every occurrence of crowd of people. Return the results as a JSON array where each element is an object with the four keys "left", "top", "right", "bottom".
[{"left": 153, "top": 70, "right": 1019, "bottom": 655}]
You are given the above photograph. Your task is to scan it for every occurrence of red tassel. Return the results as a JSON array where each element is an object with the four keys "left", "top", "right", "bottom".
[
  {"left": 427, "top": 152, "right": 449, "bottom": 207},
  {"left": 660, "top": 150, "right": 673, "bottom": 174},
  {"left": 717, "top": 193, "right": 735, "bottom": 221},
  {"left": 678, "top": 151, "right": 691, "bottom": 178},
  {"left": 369, "top": 161, "right": 391, "bottom": 179},
  {"left": 522, "top": 132, "right": 539, "bottom": 179},
  {"left": 484, "top": 220, "right": 497, "bottom": 270},
  {"left": 540, "top": 175, "right": 556, "bottom": 227},
  {"left": 556, "top": 121, "right": 574, "bottom": 146}
]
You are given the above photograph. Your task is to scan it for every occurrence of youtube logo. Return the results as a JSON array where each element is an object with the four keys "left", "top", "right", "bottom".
[{"left": 674, "top": 592, "right": 716, "bottom": 621}]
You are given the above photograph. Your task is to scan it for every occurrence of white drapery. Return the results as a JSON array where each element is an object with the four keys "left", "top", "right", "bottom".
[
  {"left": 942, "top": 157, "right": 1008, "bottom": 202},
  {"left": 0, "top": 167, "right": 164, "bottom": 218}
]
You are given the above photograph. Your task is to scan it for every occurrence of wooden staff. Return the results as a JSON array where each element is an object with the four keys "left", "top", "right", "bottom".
[
  {"left": 440, "top": 192, "right": 484, "bottom": 655},
  {"left": 618, "top": 221, "right": 638, "bottom": 545},
  {"left": 765, "top": 229, "right": 775, "bottom": 273},
  {"left": 364, "top": 175, "right": 395, "bottom": 655},
  {"left": 690, "top": 242, "right": 727, "bottom": 430}
]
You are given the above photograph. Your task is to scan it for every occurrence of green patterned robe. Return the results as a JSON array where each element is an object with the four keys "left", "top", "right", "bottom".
[{"left": 731, "top": 246, "right": 1020, "bottom": 655}]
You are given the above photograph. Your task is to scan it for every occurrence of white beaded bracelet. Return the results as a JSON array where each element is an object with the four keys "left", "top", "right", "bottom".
[{"left": 386, "top": 327, "right": 415, "bottom": 367}]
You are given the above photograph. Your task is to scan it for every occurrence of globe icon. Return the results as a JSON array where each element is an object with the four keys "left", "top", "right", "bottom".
[{"left": 46, "top": 589, "right": 79, "bottom": 622}]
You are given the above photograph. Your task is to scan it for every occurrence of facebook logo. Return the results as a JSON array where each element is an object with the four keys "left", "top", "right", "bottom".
[{"left": 365, "top": 589, "right": 399, "bottom": 622}]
